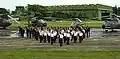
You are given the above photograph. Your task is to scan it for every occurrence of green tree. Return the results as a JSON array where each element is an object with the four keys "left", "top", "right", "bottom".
[
  {"left": 113, "top": 5, "right": 118, "bottom": 15},
  {"left": 27, "top": 4, "right": 47, "bottom": 19},
  {"left": 118, "top": 7, "right": 120, "bottom": 16}
]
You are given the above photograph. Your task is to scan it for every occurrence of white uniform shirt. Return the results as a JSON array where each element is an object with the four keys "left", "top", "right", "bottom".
[
  {"left": 50, "top": 30, "right": 53, "bottom": 33},
  {"left": 64, "top": 32, "right": 67, "bottom": 36},
  {"left": 50, "top": 33, "right": 54, "bottom": 37},
  {"left": 66, "top": 33, "right": 71, "bottom": 37},
  {"left": 54, "top": 31, "right": 57, "bottom": 36},
  {"left": 79, "top": 31, "right": 83, "bottom": 36},
  {"left": 74, "top": 31, "right": 78, "bottom": 36},
  {"left": 44, "top": 31, "right": 47, "bottom": 36},
  {"left": 39, "top": 30, "right": 43, "bottom": 36},
  {"left": 59, "top": 34, "right": 64, "bottom": 38},
  {"left": 67, "top": 30, "right": 70, "bottom": 33},
  {"left": 83, "top": 30, "right": 85, "bottom": 33},
  {"left": 61, "top": 30, "right": 64, "bottom": 34},
  {"left": 47, "top": 31, "right": 51, "bottom": 36},
  {"left": 71, "top": 30, "right": 75, "bottom": 35}
]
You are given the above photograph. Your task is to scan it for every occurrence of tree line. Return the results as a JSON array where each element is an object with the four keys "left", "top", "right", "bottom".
[{"left": 1, "top": 4, "right": 120, "bottom": 21}]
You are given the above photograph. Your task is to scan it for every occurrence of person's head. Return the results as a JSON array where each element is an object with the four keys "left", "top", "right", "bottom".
[{"left": 18, "top": 26, "right": 21, "bottom": 28}]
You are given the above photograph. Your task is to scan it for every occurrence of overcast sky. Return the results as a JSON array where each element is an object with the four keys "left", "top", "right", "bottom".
[{"left": 0, "top": 0, "right": 120, "bottom": 10}]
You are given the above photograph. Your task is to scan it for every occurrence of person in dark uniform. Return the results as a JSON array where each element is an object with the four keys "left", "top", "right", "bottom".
[
  {"left": 29, "top": 27, "right": 32, "bottom": 39},
  {"left": 31, "top": 28, "right": 36, "bottom": 38},
  {"left": 84, "top": 26, "right": 90, "bottom": 38},
  {"left": 35, "top": 29, "right": 39, "bottom": 41},
  {"left": 26, "top": 27, "right": 29, "bottom": 38},
  {"left": 59, "top": 32, "right": 63, "bottom": 46},
  {"left": 18, "top": 26, "right": 22, "bottom": 37},
  {"left": 87, "top": 26, "right": 91, "bottom": 37},
  {"left": 47, "top": 29, "right": 51, "bottom": 43},
  {"left": 21, "top": 28, "right": 25, "bottom": 38}
]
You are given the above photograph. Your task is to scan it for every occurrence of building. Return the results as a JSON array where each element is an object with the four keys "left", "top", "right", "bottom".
[{"left": 45, "top": 4, "right": 113, "bottom": 20}]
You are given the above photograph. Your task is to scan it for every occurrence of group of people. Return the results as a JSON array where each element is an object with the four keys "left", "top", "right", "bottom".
[{"left": 18, "top": 26, "right": 90, "bottom": 46}]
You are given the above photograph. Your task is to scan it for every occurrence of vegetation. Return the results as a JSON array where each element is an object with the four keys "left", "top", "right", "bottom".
[
  {"left": 27, "top": 4, "right": 47, "bottom": 18},
  {"left": 8, "top": 20, "right": 102, "bottom": 30},
  {"left": 11, "top": 4, "right": 113, "bottom": 21},
  {"left": 0, "top": 50, "right": 120, "bottom": 59},
  {"left": 113, "top": 5, "right": 120, "bottom": 16}
]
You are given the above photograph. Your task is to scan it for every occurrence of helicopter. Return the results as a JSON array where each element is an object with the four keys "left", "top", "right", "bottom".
[
  {"left": 71, "top": 18, "right": 83, "bottom": 28},
  {"left": 0, "top": 14, "right": 20, "bottom": 29},
  {"left": 30, "top": 17, "right": 47, "bottom": 27},
  {"left": 71, "top": 18, "right": 86, "bottom": 34},
  {"left": 102, "top": 14, "right": 120, "bottom": 31}
]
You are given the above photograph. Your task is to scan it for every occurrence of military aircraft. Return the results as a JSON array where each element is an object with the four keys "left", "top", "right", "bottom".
[
  {"left": 71, "top": 18, "right": 86, "bottom": 35},
  {"left": 0, "top": 14, "right": 20, "bottom": 29},
  {"left": 71, "top": 18, "right": 83, "bottom": 28},
  {"left": 102, "top": 14, "right": 120, "bottom": 31},
  {"left": 30, "top": 17, "right": 47, "bottom": 27}
]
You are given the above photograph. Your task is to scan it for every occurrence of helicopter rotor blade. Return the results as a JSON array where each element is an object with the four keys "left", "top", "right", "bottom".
[
  {"left": 7, "top": 15, "right": 20, "bottom": 24},
  {"left": 75, "top": 18, "right": 82, "bottom": 23}
]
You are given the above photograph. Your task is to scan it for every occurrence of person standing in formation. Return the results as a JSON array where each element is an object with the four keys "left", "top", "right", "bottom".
[
  {"left": 50, "top": 31, "right": 54, "bottom": 45},
  {"left": 25, "top": 27, "right": 29, "bottom": 38},
  {"left": 70, "top": 29, "right": 75, "bottom": 41},
  {"left": 43, "top": 30, "right": 47, "bottom": 43},
  {"left": 29, "top": 27, "right": 32, "bottom": 39},
  {"left": 66, "top": 32, "right": 71, "bottom": 45},
  {"left": 63, "top": 30, "right": 67, "bottom": 43},
  {"left": 47, "top": 29, "right": 51, "bottom": 43},
  {"left": 18, "top": 26, "right": 88, "bottom": 46},
  {"left": 59, "top": 32, "right": 64, "bottom": 46},
  {"left": 78, "top": 30, "right": 83, "bottom": 43},
  {"left": 73, "top": 30, "right": 78, "bottom": 43},
  {"left": 35, "top": 29, "right": 39, "bottom": 41},
  {"left": 21, "top": 28, "right": 25, "bottom": 38},
  {"left": 53, "top": 30, "right": 57, "bottom": 43},
  {"left": 18, "top": 26, "right": 22, "bottom": 37},
  {"left": 39, "top": 29, "right": 43, "bottom": 43}
]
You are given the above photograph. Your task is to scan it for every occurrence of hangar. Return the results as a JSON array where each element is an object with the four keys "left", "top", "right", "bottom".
[{"left": 45, "top": 4, "right": 113, "bottom": 20}]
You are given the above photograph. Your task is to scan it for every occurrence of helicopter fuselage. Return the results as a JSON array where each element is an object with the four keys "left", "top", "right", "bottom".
[
  {"left": 0, "top": 18, "right": 12, "bottom": 29},
  {"left": 102, "top": 15, "right": 120, "bottom": 29}
]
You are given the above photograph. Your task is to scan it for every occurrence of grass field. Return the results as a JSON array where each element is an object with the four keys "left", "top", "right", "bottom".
[
  {"left": 0, "top": 50, "right": 119, "bottom": 59},
  {"left": 8, "top": 20, "right": 102, "bottom": 30}
]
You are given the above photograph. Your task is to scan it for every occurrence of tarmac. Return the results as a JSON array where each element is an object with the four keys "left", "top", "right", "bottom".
[{"left": 0, "top": 28, "right": 120, "bottom": 51}]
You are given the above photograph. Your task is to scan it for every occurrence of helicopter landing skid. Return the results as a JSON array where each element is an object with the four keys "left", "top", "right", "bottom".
[{"left": 103, "top": 29, "right": 118, "bottom": 33}]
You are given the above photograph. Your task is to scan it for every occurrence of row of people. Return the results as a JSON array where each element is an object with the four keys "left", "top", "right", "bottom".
[{"left": 18, "top": 26, "right": 90, "bottom": 46}]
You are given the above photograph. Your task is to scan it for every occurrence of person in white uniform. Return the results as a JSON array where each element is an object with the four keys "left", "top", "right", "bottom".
[
  {"left": 71, "top": 30, "right": 75, "bottom": 41},
  {"left": 50, "top": 31, "right": 54, "bottom": 45},
  {"left": 39, "top": 29, "right": 43, "bottom": 43},
  {"left": 78, "top": 31, "right": 83, "bottom": 43},
  {"left": 43, "top": 30, "right": 47, "bottom": 43},
  {"left": 53, "top": 30, "right": 57, "bottom": 43},
  {"left": 66, "top": 32, "right": 71, "bottom": 45},
  {"left": 73, "top": 30, "right": 78, "bottom": 43}
]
